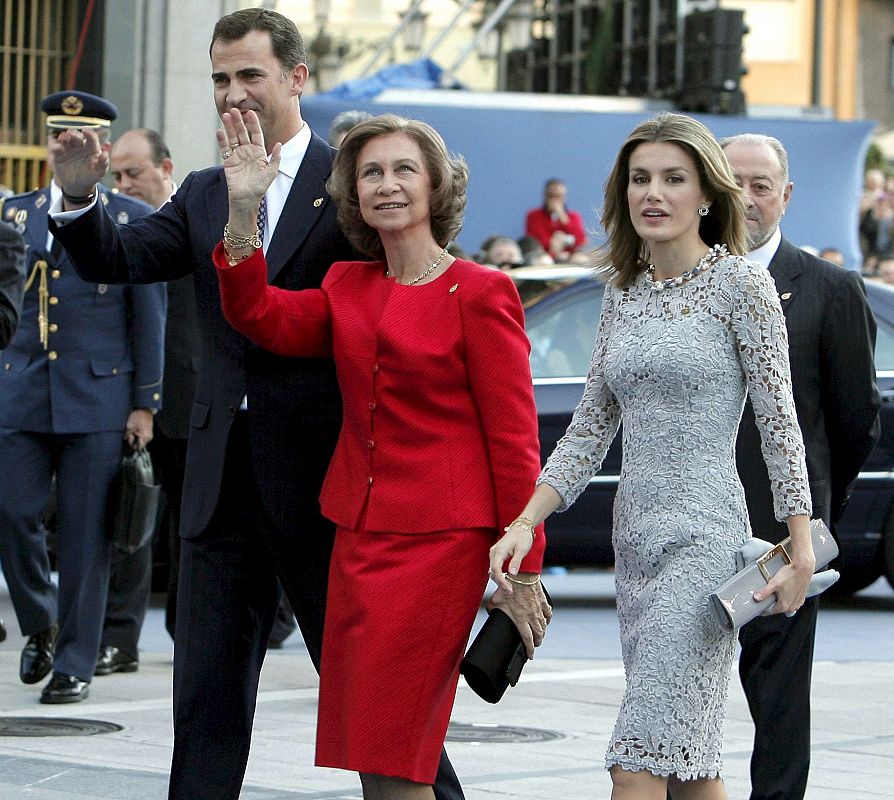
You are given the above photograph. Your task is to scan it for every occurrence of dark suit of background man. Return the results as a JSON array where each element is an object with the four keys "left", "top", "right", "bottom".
[
  {"left": 722, "top": 134, "right": 880, "bottom": 800},
  {"left": 0, "top": 220, "right": 26, "bottom": 349},
  {"left": 0, "top": 220, "right": 25, "bottom": 643},
  {"left": 93, "top": 128, "right": 200, "bottom": 676},
  {"left": 0, "top": 91, "right": 165, "bottom": 704},
  {"left": 48, "top": 8, "right": 464, "bottom": 800}
]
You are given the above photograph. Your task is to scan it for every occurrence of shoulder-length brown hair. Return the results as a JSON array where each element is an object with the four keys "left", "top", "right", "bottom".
[
  {"left": 596, "top": 112, "right": 747, "bottom": 287},
  {"left": 326, "top": 114, "right": 469, "bottom": 259}
]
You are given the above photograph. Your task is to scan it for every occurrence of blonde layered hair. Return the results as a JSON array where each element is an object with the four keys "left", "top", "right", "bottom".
[{"left": 595, "top": 112, "right": 747, "bottom": 287}]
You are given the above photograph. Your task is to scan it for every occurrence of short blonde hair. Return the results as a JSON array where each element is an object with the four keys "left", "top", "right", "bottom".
[
  {"left": 596, "top": 112, "right": 747, "bottom": 287},
  {"left": 327, "top": 114, "right": 468, "bottom": 258}
]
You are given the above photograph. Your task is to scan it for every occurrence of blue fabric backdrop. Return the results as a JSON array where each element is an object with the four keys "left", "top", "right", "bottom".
[{"left": 303, "top": 90, "right": 873, "bottom": 269}]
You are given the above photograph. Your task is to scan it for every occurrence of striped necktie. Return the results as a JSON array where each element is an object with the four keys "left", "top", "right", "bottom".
[{"left": 257, "top": 195, "right": 268, "bottom": 246}]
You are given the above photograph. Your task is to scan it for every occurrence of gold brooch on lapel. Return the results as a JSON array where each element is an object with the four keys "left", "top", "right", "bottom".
[
  {"left": 4, "top": 206, "right": 15, "bottom": 220},
  {"left": 449, "top": 283, "right": 458, "bottom": 294},
  {"left": 780, "top": 292, "right": 792, "bottom": 301},
  {"left": 313, "top": 197, "right": 323, "bottom": 207},
  {"left": 35, "top": 194, "right": 47, "bottom": 209}
]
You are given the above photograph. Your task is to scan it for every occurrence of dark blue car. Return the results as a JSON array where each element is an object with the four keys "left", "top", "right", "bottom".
[{"left": 513, "top": 266, "right": 894, "bottom": 594}]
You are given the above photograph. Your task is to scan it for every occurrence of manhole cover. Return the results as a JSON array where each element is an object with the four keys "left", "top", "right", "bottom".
[
  {"left": 446, "top": 722, "right": 564, "bottom": 743},
  {"left": 0, "top": 718, "right": 124, "bottom": 737}
]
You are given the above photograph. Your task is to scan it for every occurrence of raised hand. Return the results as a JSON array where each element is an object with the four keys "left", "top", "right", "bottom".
[
  {"left": 217, "top": 109, "right": 281, "bottom": 216},
  {"left": 47, "top": 128, "right": 109, "bottom": 199}
]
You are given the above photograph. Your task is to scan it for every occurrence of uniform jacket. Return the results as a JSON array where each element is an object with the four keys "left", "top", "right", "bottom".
[
  {"left": 736, "top": 238, "right": 881, "bottom": 540},
  {"left": 0, "top": 186, "right": 165, "bottom": 433},
  {"left": 0, "top": 220, "right": 26, "bottom": 349},
  {"left": 51, "top": 131, "right": 354, "bottom": 539}
]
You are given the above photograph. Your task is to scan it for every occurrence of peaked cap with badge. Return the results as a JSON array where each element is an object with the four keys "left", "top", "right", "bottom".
[{"left": 40, "top": 90, "right": 117, "bottom": 130}]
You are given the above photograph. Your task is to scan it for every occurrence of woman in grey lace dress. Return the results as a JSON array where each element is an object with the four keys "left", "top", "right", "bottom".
[{"left": 491, "top": 114, "right": 816, "bottom": 799}]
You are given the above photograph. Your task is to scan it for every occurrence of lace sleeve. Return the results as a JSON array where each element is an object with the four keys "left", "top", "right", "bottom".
[
  {"left": 730, "top": 260, "right": 812, "bottom": 521},
  {"left": 537, "top": 283, "right": 622, "bottom": 511}
]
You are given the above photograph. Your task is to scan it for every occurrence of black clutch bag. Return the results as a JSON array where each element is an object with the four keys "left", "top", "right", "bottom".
[
  {"left": 107, "top": 448, "right": 161, "bottom": 554},
  {"left": 460, "top": 585, "right": 550, "bottom": 704}
]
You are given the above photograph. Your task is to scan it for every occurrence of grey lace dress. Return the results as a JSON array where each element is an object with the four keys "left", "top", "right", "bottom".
[{"left": 538, "top": 254, "right": 812, "bottom": 780}]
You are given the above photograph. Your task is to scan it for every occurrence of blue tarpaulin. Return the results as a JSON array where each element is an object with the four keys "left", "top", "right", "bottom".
[{"left": 315, "top": 58, "right": 465, "bottom": 101}]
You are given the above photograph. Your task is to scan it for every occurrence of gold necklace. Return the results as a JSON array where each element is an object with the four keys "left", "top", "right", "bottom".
[{"left": 386, "top": 248, "right": 449, "bottom": 286}]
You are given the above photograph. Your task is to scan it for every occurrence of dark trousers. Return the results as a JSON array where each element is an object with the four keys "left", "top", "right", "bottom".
[
  {"left": 102, "top": 535, "right": 152, "bottom": 660},
  {"left": 146, "top": 429, "right": 188, "bottom": 640},
  {"left": 738, "top": 596, "right": 819, "bottom": 800},
  {"left": 167, "top": 415, "right": 464, "bottom": 800},
  {"left": 0, "top": 427, "right": 119, "bottom": 681}
]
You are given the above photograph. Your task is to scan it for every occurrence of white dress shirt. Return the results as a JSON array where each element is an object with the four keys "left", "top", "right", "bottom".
[{"left": 747, "top": 227, "right": 783, "bottom": 269}]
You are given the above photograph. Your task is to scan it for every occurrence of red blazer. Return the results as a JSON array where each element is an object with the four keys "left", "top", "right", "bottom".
[
  {"left": 525, "top": 206, "right": 587, "bottom": 254},
  {"left": 215, "top": 247, "right": 545, "bottom": 572}
]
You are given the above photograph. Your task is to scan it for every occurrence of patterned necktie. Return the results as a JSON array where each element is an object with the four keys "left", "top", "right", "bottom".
[{"left": 257, "top": 195, "right": 268, "bottom": 245}]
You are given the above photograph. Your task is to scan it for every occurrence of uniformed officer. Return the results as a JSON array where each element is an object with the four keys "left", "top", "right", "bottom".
[{"left": 0, "top": 91, "right": 166, "bottom": 704}]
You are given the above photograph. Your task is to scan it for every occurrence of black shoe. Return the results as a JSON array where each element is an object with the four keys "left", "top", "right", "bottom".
[
  {"left": 20, "top": 624, "right": 58, "bottom": 685},
  {"left": 94, "top": 646, "right": 138, "bottom": 676},
  {"left": 39, "top": 672, "right": 89, "bottom": 704},
  {"left": 0, "top": 619, "right": 6, "bottom": 643}
]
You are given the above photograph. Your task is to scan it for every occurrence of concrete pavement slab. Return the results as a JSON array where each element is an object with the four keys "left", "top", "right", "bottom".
[{"left": 1, "top": 578, "right": 892, "bottom": 798}]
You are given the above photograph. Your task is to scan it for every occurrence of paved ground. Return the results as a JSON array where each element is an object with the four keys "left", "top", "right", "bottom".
[{"left": 0, "top": 573, "right": 892, "bottom": 799}]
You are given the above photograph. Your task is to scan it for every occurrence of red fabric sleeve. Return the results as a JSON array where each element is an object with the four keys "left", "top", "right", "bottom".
[
  {"left": 213, "top": 242, "right": 333, "bottom": 357},
  {"left": 461, "top": 268, "right": 545, "bottom": 572},
  {"left": 525, "top": 208, "right": 552, "bottom": 250}
]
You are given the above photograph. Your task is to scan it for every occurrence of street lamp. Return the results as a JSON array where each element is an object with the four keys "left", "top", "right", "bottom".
[
  {"left": 401, "top": 6, "right": 429, "bottom": 53},
  {"left": 504, "top": 0, "right": 533, "bottom": 51},
  {"left": 313, "top": 0, "right": 331, "bottom": 24}
]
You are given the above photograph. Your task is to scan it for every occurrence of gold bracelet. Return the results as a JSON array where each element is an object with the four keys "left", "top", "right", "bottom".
[
  {"left": 504, "top": 573, "right": 541, "bottom": 587},
  {"left": 221, "top": 242, "right": 254, "bottom": 268},
  {"left": 223, "top": 223, "right": 262, "bottom": 251},
  {"left": 504, "top": 516, "right": 536, "bottom": 539}
]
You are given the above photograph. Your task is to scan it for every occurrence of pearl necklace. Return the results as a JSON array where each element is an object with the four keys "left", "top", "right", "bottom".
[
  {"left": 645, "top": 243, "right": 729, "bottom": 290},
  {"left": 386, "top": 248, "right": 449, "bottom": 286}
]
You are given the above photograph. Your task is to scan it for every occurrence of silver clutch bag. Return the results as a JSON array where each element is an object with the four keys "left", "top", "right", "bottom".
[{"left": 708, "top": 519, "right": 839, "bottom": 632}]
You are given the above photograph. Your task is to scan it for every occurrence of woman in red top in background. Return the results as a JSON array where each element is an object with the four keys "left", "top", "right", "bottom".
[{"left": 212, "top": 111, "right": 552, "bottom": 800}]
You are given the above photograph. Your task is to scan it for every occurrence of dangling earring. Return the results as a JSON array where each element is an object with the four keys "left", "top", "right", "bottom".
[{"left": 698, "top": 203, "right": 710, "bottom": 217}]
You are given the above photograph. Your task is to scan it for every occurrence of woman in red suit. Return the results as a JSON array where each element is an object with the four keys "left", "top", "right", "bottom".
[{"left": 212, "top": 111, "right": 552, "bottom": 800}]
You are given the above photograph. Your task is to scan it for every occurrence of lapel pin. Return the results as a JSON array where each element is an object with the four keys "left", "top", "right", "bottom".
[
  {"left": 97, "top": 284, "right": 108, "bottom": 294},
  {"left": 100, "top": 194, "right": 109, "bottom": 206},
  {"left": 15, "top": 209, "right": 27, "bottom": 225},
  {"left": 780, "top": 292, "right": 792, "bottom": 301},
  {"left": 117, "top": 211, "right": 130, "bottom": 224},
  {"left": 313, "top": 197, "right": 324, "bottom": 207},
  {"left": 5, "top": 206, "right": 16, "bottom": 220},
  {"left": 449, "top": 283, "right": 459, "bottom": 293},
  {"left": 35, "top": 194, "right": 47, "bottom": 209}
]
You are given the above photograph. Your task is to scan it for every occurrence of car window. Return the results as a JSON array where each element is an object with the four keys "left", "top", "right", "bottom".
[
  {"left": 526, "top": 290, "right": 603, "bottom": 379},
  {"left": 874, "top": 319, "right": 894, "bottom": 371}
]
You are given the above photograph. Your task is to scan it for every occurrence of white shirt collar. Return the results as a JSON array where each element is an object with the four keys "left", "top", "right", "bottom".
[
  {"left": 747, "top": 227, "right": 782, "bottom": 269},
  {"left": 277, "top": 123, "right": 311, "bottom": 180}
]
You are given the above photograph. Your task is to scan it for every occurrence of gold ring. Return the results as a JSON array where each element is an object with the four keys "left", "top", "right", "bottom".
[{"left": 221, "top": 148, "right": 233, "bottom": 160}]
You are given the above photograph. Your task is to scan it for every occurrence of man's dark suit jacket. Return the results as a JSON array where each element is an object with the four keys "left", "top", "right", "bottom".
[
  {"left": 736, "top": 237, "right": 881, "bottom": 540},
  {"left": 0, "top": 220, "right": 26, "bottom": 350},
  {"left": 155, "top": 274, "right": 201, "bottom": 442},
  {"left": 51, "top": 132, "right": 352, "bottom": 542}
]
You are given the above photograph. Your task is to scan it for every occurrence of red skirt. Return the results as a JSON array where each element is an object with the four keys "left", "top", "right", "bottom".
[{"left": 315, "top": 525, "right": 492, "bottom": 784}]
